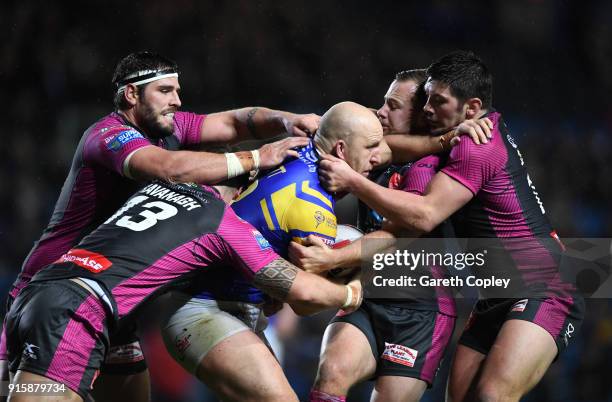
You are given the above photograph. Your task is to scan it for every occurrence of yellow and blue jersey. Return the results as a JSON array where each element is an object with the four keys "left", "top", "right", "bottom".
[
  {"left": 232, "top": 142, "right": 337, "bottom": 255},
  {"left": 194, "top": 141, "right": 337, "bottom": 303}
]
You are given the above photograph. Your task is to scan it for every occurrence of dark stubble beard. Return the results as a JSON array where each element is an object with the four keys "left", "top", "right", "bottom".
[{"left": 139, "top": 101, "right": 175, "bottom": 139}]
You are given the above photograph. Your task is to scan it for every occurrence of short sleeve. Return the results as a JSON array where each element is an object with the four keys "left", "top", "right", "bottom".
[
  {"left": 400, "top": 155, "right": 441, "bottom": 196},
  {"left": 84, "top": 126, "right": 152, "bottom": 176},
  {"left": 215, "top": 206, "right": 280, "bottom": 279},
  {"left": 441, "top": 136, "right": 504, "bottom": 195},
  {"left": 173, "top": 111, "right": 206, "bottom": 146}
]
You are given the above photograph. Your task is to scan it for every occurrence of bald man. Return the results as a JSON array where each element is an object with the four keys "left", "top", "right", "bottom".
[{"left": 159, "top": 102, "right": 383, "bottom": 402}]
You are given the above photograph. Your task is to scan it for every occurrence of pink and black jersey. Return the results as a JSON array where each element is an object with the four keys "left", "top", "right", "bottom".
[
  {"left": 441, "top": 111, "right": 570, "bottom": 297},
  {"left": 11, "top": 111, "right": 204, "bottom": 297},
  {"left": 30, "top": 182, "right": 278, "bottom": 323},
  {"left": 387, "top": 154, "right": 456, "bottom": 316}
]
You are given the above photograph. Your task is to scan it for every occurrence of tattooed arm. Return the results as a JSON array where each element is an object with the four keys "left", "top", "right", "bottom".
[
  {"left": 198, "top": 107, "right": 320, "bottom": 144},
  {"left": 253, "top": 257, "right": 362, "bottom": 316}
]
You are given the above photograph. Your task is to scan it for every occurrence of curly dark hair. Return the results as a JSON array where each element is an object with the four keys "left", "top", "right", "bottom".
[{"left": 112, "top": 51, "right": 178, "bottom": 110}]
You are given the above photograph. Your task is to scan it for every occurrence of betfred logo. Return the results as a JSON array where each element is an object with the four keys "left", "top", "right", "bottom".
[
  {"left": 381, "top": 342, "right": 418, "bottom": 367},
  {"left": 57, "top": 249, "right": 112, "bottom": 273}
]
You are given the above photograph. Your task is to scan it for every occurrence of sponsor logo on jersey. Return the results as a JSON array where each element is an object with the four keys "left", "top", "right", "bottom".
[
  {"left": 381, "top": 342, "right": 418, "bottom": 367},
  {"left": 315, "top": 235, "right": 334, "bottom": 247},
  {"left": 56, "top": 248, "right": 113, "bottom": 273},
  {"left": 314, "top": 211, "right": 325, "bottom": 228},
  {"left": 297, "top": 144, "right": 319, "bottom": 172},
  {"left": 106, "top": 129, "right": 145, "bottom": 152},
  {"left": 313, "top": 210, "right": 336, "bottom": 230},
  {"left": 252, "top": 230, "right": 271, "bottom": 250},
  {"left": 511, "top": 298, "right": 529, "bottom": 312}
]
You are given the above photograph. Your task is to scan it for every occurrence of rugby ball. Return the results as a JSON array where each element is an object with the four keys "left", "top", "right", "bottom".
[{"left": 328, "top": 224, "right": 364, "bottom": 279}]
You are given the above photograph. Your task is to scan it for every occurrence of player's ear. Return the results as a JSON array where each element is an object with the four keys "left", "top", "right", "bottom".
[
  {"left": 464, "top": 98, "right": 483, "bottom": 119},
  {"left": 124, "top": 84, "right": 139, "bottom": 107},
  {"left": 333, "top": 140, "right": 347, "bottom": 160}
]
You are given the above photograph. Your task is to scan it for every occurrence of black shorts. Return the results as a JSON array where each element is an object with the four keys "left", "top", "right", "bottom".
[
  {"left": 3, "top": 284, "right": 146, "bottom": 376},
  {"left": 331, "top": 300, "right": 456, "bottom": 386},
  {"left": 5, "top": 280, "right": 109, "bottom": 400},
  {"left": 459, "top": 295, "right": 585, "bottom": 356}
]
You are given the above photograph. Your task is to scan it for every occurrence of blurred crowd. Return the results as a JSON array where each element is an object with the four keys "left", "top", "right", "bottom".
[{"left": 1, "top": 1, "right": 610, "bottom": 401}]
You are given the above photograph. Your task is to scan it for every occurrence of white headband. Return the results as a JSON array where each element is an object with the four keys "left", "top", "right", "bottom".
[{"left": 116, "top": 71, "right": 179, "bottom": 93}]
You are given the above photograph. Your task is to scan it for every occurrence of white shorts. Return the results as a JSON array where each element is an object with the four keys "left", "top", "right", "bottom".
[{"left": 160, "top": 292, "right": 269, "bottom": 374}]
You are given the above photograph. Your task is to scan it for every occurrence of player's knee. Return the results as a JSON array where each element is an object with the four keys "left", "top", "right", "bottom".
[
  {"left": 247, "top": 386, "right": 297, "bottom": 402},
  {"left": 474, "top": 381, "right": 520, "bottom": 402},
  {"left": 315, "top": 356, "right": 355, "bottom": 390}
]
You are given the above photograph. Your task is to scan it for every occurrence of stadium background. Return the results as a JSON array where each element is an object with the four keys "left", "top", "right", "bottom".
[{"left": 1, "top": 1, "right": 610, "bottom": 401}]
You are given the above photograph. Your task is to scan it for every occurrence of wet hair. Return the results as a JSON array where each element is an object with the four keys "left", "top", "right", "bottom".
[
  {"left": 395, "top": 69, "right": 427, "bottom": 84},
  {"left": 426, "top": 50, "right": 492, "bottom": 109},
  {"left": 112, "top": 51, "right": 179, "bottom": 110}
]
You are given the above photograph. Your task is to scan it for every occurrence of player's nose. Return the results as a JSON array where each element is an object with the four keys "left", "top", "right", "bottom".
[
  {"left": 370, "top": 148, "right": 382, "bottom": 167},
  {"left": 377, "top": 105, "right": 387, "bottom": 120},
  {"left": 171, "top": 91, "right": 182, "bottom": 108},
  {"left": 423, "top": 100, "right": 433, "bottom": 116}
]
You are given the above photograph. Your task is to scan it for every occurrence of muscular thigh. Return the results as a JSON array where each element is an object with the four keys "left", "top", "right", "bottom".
[
  {"left": 478, "top": 319, "right": 557, "bottom": 395},
  {"left": 447, "top": 344, "right": 486, "bottom": 402},
  {"left": 318, "top": 319, "right": 378, "bottom": 385},
  {"left": 161, "top": 295, "right": 294, "bottom": 402},
  {"left": 371, "top": 376, "right": 427, "bottom": 402},
  {"left": 197, "top": 330, "right": 296, "bottom": 402},
  {"left": 454, "top": 296, "right": 584, "bottom": 400}
]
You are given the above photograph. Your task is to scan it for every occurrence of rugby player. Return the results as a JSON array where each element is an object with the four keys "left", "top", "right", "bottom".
[
  {"left": 310, "top": 51, "right": 584, "bottom": 402},
  {"left": 5, "top": 179, "right": 363, "bottom": 402},
  {"left": 157, "top": 101, "right": 382, "bottom": 402},
  {"left": 291, "top": 70, "right": 483, "bottom": 402},
  {"left": 159, "top": 95, "right": 492, "bottom": 402},
  {"left": 0, "top": 50, "right": 317, "bottom": 402},
  {"left": 358, "top": 69, "right": 492, "bottom": 233}
]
